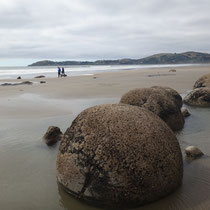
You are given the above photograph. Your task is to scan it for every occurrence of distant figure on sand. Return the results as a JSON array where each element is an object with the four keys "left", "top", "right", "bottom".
[
  {"left": 58, "top": 67, "right": 61, "bottom": 77},
  {"left": 61, "top": 67, "right": 67, "bottom": 77}
]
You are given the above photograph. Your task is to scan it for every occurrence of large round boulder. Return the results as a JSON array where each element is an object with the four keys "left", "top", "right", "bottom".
[
  {"left": 151, "top": 86, "right": 183, "bottom": 108},
  {"left": 193, "top": 73, "right": 210, "bottom": 89},
  {"left": 120, "top": 87, "right": 184, "bottom": 131},
  {"left": 56, "top": 104, "right": 183, "bottom": 207},
  {"left": 183, "top": 88, "right": 210, "bottom": 107}
]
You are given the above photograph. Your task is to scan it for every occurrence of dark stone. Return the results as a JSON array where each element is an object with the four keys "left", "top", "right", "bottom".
[
  {"left": 120, "top": 87, "right": 184, "bottom": 131},
  {"left": 183, "top": 88, "right": 210, "bottom": 107},
  {"left": 185, "top": 146, "right": 204, "bottom": 159},
  {"left": 181, "top": 107, "right": 191, "bottom": 117},
  {"left": 44, "top": 126, "right": 63, "bottom": 146},
  {"left": 56, "top": 104, "right": 183, "bottom": 207},
  {"left": 17, "top": 76, "right": 22, "bottom": 79},
  {"left": 1, "top": 81, "right": 33, "bottom": 86},
  {"left": 35, "top": 75, "right": 45, "bottom": 78},
  {"left": 40, "top": 81, "right": 46, "bottom": 84}
]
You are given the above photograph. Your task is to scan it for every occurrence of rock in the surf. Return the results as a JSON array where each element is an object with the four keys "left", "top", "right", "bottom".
[
  {"left": 185, "top": 146, "right": 204, "bottom": 158},
  {"left": 44, "top": 126, "right": 63, "bottom": 146},
  {"left": 120, "top": 87, "right": 184, "bottom": 131},
  {"left": 181, "top": 107, "right": 191, "bottom": 117},
  {"left": 183, "top": 88, "right": 210, "bottom": 107},
  {"left": 56, "top": 104, "right": 183, "bottom": 207}
]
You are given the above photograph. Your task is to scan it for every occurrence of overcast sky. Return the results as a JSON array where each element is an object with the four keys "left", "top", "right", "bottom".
[{"left": 0, "top": 0, "right": 210, "bottom": 65}]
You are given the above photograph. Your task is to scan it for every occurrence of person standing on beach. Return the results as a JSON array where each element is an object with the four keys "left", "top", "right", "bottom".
[
  {"left": 61, "top": 67, "right": 65, "bottom": 76},
  {"left": 58, "top": 67, "right": 61, "bottom": 77}
]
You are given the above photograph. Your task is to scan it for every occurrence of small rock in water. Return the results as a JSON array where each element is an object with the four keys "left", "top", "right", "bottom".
[
  {"left": 185, "top": 146, "right": 204, "bottom": 158},
  {"left": 181, "top": 107, "right": 191, "bottom": 117},
  {"left": 43, "top": 126, "right": 63, "bottom": 146},
  {"left": 17, "top": 76, "right": 22, "bottom": 79},
  {"left": 40, "top": 81, "right": 46, "bottom": 84}
]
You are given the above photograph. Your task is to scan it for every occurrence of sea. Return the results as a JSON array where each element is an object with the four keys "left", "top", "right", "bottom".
[{"left": 0, "top": 64, "right": 198, "bottom": 80}]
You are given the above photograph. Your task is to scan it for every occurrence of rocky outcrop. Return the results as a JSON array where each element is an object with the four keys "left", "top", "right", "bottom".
[
  {"left": 185, "top": 146, "right": 204, "bottom": 158},
  {"left": 183, "top": 88, "right": 210, "bottom": 107},
  {"left": 17, "top": 76, "right": 21, "bottom": 79},
  {"left": 181, "top": 107, "right": 191, "bottom": 117},
  {"left": 193, "top": 73, "right": 210, "bottom": 89},
  {"left": 43, "top": 126, "right": 63, "bottom": 146},
  {"left": 56, "top": 104, "right": 183, "bottom": 207},
  {"left": 169, "top": 69, "right": 176, "bottom": 72},
  {"left": 120, "top": 87, "right": 184, "bottom": 131},
  {"left": 35, "top": 75, "right": 45, "bottom": 78},
  {"left": 0, "top": 81, "right": 33, "bottom": 86}
]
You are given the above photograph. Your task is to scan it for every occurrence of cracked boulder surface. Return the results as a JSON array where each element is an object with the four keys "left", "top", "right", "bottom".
[
  {"left": 56, "top": 104, "right": 183, "bottom": 207},
  {"left": 183, "top": 88, "right": 210, "bottom": 107},
  {"left": 193, "top": 73, "right": 210, "bottom": 89},
  {"left": 120, "top": 87, "right": 184, "bottom": 131}
]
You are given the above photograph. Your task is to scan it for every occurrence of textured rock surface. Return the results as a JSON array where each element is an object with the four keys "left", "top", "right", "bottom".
[
  {"left": 185, "top": 146, "right": 204, "bottom": 158},
  {"left": 56, "top": 104, "right": 183, "bottom": 207},
  {"left": 183, "top": 88, "right": 210, "bottom": 107},
  {"left": 194, "top": 73, "right": 210, "bottom": 89},
  {"left": 120, "top": 87, "right": 184, "bottom": 131},
  {"left": 181, "top": 107, "right": 191, "bottom": 117},
  {"left": 43, "top": 126, "right": 63, "bottom": 146},
  {"left": 151, "top": 86, "right": 183, "bottom": 108}
]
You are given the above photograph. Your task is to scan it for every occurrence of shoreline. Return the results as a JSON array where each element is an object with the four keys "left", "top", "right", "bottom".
[{"left": 0, "top": 64, "right": 209, "bottom": 118}]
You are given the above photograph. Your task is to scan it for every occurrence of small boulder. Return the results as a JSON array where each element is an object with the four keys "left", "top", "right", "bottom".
[
  {"left": 40, "top": 81, "right": 46, "bottom": 84},
  {"left": 57, "top": 104, "right": 183, "bottom": 207},
  {"left": 17, "top": 76, "right": 22, "bottom": 79},
  {"left": 185, "top": 146, "right": 204, "bottom": 158},
  {"left": 181, "top": 107, "right": 191, "bottom": 117},
  {"left": 120, "top": 87, "right": 184, "bottom": 131},
  {"left": 35, "top": 75, "right": 45, "bottom": 78},
  {"left": 193, "top": 73, "right": 210, "bottom": 89},
  {"left": 43, "top": 126, "right": 63, "bottom": 146},
  {"left": 183, "top": 88, "right": 210, "bottom": 107}
]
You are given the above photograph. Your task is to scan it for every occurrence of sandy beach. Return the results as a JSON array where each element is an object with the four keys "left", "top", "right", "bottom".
[
  {"left": 1, "top": 65, "right": 210, "bottom": 210},
  {"left": 0, "top": 65, "right": 210, "bottom": 118}
]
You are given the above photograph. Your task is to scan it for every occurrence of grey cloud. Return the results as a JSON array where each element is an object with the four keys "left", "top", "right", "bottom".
[{"left": 0, "top": 0, "right": 210, "bottom": 63}]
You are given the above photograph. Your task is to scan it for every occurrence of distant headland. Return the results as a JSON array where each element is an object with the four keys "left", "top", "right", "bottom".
[{"left": 29, "top": 51, "right": 210, "bottom": 66}]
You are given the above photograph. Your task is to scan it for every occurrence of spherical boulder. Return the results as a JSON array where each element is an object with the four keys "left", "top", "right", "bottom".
[
  {"left": 193, "top": 73, "right": 210, "bottom": 89},
  {"left": 151, "top": 86, "right": 183, "bottom": 108},
  {"left": 183, "top": 88, "right": 210, "bottom": 107},
  {"left": 120, "top": 87, "right": 184, "bottom": 131},
  {"left": 185, "top": 146, "right": 204, "bottom": 158},
  {"left": 43, "top": 126, "right": 63, "bottom": 146},
  {"left": 56, "top": 104, "right": 183, "bottom": 207}
]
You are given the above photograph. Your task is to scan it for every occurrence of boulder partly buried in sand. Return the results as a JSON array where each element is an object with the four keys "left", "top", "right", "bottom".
[
  {"left": 120, "top": 87, "right": 184, "bottom": 131},
  {"left": 183, "top": 88, "right": 210, "bottom": 107},
  {"left": 43, "top": 126, "right": 63, "bottom": 146},
  {"left": 56, "top": 104, "right": 183, "bottom": 207},
  {"left": 193, "top": 73, "right": 210, "bottom": 89},
  {"left": 185, "top": 146, "right": 204, "bottom": 159}
]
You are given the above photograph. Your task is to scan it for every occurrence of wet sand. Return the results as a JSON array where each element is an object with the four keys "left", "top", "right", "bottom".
[{"left": 0, "top": 65, "right": 210, "bottom": 209}]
